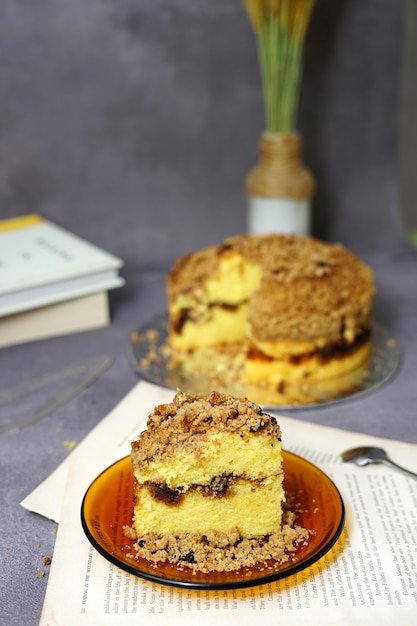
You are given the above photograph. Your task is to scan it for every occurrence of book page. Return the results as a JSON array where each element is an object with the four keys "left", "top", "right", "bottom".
[
  {"left": 33, "top": 381, "right": 417, "bottom": 625},
  {"left": 40, "top": 454, "right": 417, "bottom": 625}
]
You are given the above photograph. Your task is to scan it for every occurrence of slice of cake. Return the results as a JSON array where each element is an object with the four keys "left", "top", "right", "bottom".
[
  {"left": 166, "top": 234, "right": 375, "bottom": 404},
  {"left": 127, "top": 390, "right": 308, "bottom": 572}
]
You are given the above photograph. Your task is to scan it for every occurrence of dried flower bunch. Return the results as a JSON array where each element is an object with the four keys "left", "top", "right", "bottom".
[{"left": 243, "top": 0, "right": 316, "bottom": 133}]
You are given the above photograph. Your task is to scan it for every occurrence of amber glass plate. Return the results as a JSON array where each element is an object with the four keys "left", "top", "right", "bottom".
[
  {"left": 81, "top": 452, "right": 345, "bottom": 590},
  {"left": 128, "top": 314, "right": 400, "bottom": 409}
]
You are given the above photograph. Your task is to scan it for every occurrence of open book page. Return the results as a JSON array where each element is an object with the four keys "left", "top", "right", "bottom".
[
  {"left": 40, "top": 453, "right": 417, "bottom": 625},
  {"left": 32, "top": 381, "right": 417, "bottom": 624}
]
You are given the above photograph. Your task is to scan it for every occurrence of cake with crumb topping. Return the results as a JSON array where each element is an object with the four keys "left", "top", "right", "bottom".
[
  {"left": 127, "top": 390, "right": 309, "bottom": 572},
  {"left": 166, "top": 233, "right": 375, "bottom": 404}
]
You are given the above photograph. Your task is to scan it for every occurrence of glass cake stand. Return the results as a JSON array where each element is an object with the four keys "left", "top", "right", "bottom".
[{"left": 128, "top": 314, "right": 400, "bottom": 410}]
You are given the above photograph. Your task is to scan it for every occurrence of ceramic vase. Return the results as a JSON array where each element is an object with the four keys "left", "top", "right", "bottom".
[{"left": 246, "top": 132, "right": 316, "bottom": 236}]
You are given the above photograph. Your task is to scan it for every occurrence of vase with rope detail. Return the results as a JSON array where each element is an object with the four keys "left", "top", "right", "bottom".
[
  {"left": 242, "top": 0, "right": 317, "bottom": 235},
  {"left": 246, "top": 131, "right": 315, "bottom": 235}
]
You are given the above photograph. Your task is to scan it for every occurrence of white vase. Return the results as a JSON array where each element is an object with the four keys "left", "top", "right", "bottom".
[
  {"left": 246, "top": 132, "right": 315, "bottom": 236},
  {"left": 248, "top": 196, "right": 311, "bottom": 236}
]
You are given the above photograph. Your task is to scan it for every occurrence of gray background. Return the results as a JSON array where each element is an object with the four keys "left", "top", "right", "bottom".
[
  {"left": 1, "top": 2, "right": 417, "bottom": 625},
  {"left": 0, "top": 0, "right": 415, "bottom": 263}
]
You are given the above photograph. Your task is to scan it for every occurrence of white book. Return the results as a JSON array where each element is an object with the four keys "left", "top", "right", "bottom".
[
  {"left": 0, "top": 290, "right": 110, "bottom": 348},
  {"left": 0, "top": 214, "right": 125, "bottom": 316}
]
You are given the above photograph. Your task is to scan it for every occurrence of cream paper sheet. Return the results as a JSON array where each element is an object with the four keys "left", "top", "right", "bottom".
[{"left": 24, "top": 381, "right": 417, "bottom": 625}]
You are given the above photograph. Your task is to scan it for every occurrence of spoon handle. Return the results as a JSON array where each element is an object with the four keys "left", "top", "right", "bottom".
[{"left": 383, "top": 459, "right": 417, "bottom": 480}]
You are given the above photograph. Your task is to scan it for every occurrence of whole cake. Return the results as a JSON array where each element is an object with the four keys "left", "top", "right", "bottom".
[
  {"left": 127, "top": 390, "right": 309, "bottom": 573},
  {"left": 166, "top": 233, "right": 375, "bottom": 404}
]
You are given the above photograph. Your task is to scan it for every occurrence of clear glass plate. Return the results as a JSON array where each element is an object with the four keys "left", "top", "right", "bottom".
[
  {"left": 128, "top": 314, "right": 400, "bottom": 409},
  {"left": 81, "top": 452, "right": 345, "bottom": 590}
]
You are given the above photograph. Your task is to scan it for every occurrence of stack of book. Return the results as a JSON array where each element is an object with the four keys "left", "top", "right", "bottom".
[{"left": 0, "top": 214, "right": 125, "bottom": 348}]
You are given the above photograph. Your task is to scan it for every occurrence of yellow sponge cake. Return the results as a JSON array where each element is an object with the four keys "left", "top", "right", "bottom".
[
  {"left": 127, "top": 390, "right": 309, "bottom": 572},
  {"left": 167, "top": 234, "right": 375, "bottom": 404}
]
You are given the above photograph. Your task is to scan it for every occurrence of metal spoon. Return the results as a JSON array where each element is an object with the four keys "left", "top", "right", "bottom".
[{"left": 341, "top": 446, "right": 417, "bottom": 480}]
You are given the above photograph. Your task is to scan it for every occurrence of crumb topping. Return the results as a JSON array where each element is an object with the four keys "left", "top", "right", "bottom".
[
  {"left": 167, "top": 233, "right": 375, "bottom": 341},
  {"left": 131, "top": 390, "right": 281, "bottom": 466}
]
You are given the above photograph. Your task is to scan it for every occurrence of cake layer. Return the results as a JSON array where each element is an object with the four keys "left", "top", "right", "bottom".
[
  {"left": 133, "top": 476, "right": 284, "bottom": 537},
  {"left": 169, "top": 249, "right": 262, "bottom": 350},
  {"left": 168, "top": 246, "right": 261, "bottom": 309},
  {"left": 170, "top": 302, "right": 249, "bottom": 350},
  {"left": 246, "top": 333, "right": 371, "bottom": 385},
  {"left": 204, "top": 250, "right": 262, "bottom": 304},
  {"left": 133, "top": 430, "right": 282, "bottom": 487},
  {"left": 169, "top": 347, "right": 371, "bottom": 405}
]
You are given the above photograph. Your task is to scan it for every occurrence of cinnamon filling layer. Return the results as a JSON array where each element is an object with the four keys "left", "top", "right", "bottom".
[
  {"left": 145, "top": 474, "right": 264, "bottom": 506},
  {"left": 248, "top": 329, "right": 371, "bottom": 365},
  {"left": 172, "top": 302, "right": 241, "bottom": 334}
]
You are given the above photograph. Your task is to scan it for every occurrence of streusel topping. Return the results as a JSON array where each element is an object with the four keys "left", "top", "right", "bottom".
[
  {"left": 131, "top": 390, "right": 281, "bottom": 467},
  {"left": 167, "top": 233, "right": 375, "bottom": 341}
]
